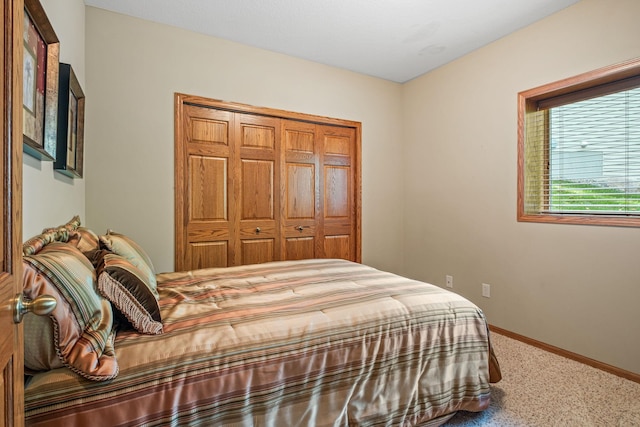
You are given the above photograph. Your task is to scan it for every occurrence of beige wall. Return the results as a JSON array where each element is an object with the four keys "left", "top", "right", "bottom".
[
  {"left": 22, "top": 0, "right": 86, "bottom": 239},
  {"left": 402, "top": 0, "right": 640, "bottom": 374},
  {"left": 84, "top": 7, "right": 405, "bottom": 274}
]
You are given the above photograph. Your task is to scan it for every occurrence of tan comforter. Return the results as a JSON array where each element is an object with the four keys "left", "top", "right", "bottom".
[{"left": 25, "top": 259, "right": 500, "bottom": 426}]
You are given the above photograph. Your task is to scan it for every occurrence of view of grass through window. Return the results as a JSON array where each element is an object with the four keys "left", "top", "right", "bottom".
[
  {"left": 549, "top": 86, "right": 640, "bottom": 214},
  {"left": 551, "top": 180, "right": 640, "bottom": 212}
]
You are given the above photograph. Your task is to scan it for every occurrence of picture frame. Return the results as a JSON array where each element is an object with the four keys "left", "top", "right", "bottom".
[
  {"left": 54, "top": 63, "right": 84, "bottom": 178},
  {"left": 23, "top": 0, "right": 59, "bottom": 160}
]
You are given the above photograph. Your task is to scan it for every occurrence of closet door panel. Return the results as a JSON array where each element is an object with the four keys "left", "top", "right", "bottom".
[
  {"left": 189, "top": 156, "right": 227, "bottom": 221},
  {"left": 177, "top": 105, "right": 235, "bottom": 270},
  {"left": 324, "top": 133, "right": 352, "bottom": 157},
  {"left": 285, "top": 126, "right": 314, "bottom": 153},
  {"left": 186, "top": 155, "right": 231, "bottom": 269},
  {"left": 187, "top": 241, "right": 228, "bottom": 270},
  {"left": 185, "top": 105, "right": 232, "bottom": 150},
  {"left": 324, "top": 165, "right": 349, "bottom": 218},
  {"left": 319, "top": 125, "right": 356, "bottom": 261},
  {"left": 239, "top": 158, "right": 276, "bottom": 265},
  {"left": 189, "top": 117, "right": 228, "bottom": 146},
  {"left": 236, "top": 114, "right": 281, "bottom": 264},
  {"left": 286, "top": 164, "right": 315, "bottom": 219},
  {"left": 284, "top": 237, "right": 315, "bottom": 260},
  {"left": 241, "top": 124, "right": 275, "bottom": 149},
  {"left": 324, "top": 235, "right": 351, "bottom": 260},
  {"left": 284, "top": 164, "right": 317, "bottom": 246},
  {"left": 241, "top": 239, "right": 274, "bottom": 265},
  {"left": 241, "top": 159, "right": 274, "bottom": 219},
  {"left": 282, "top": 120, "right": 319, "bottom": 259}
]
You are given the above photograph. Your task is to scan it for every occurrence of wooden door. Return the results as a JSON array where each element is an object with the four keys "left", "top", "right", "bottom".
[
  {"left": 236, "top": 114, "right": 280, "bottom": 265},
  {"left": 319, "top": 125, "right": 357, "bottom": 260},
  {"left": 282, "top": 120, "right": 318, "bottom": 260},
  {"left": 282, "top": 121, "right": 358, "bottom": 261},
  {"left": 1, "top": 0, "right": 24, "bottom": 425},
  {"left": 175, "top": 104, "right": 282, "bottom": 270},
  {"left": 176, "top": 104, "right": 235, "bottom": 271}
]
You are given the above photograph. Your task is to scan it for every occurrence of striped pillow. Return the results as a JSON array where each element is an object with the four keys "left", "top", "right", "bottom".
[
  {"left": 24, "top": 215, "right": 82, "bottom": 256},
  {"left": 22, "top": 242, "right": 118, "bottom": 381},
  {"left": 40, "top": 215, "right": 81, "bottom": 234},
  {"left": 93, "top": 250, "right": 163, "bottom": 334},
  {"left": 76, "top": 226, "right": 100, "bottom": 253},
  {"left": 22, "top": 230, "right": 60, "bottom": 256},
  {"left": 99, "top": 231, "right": 157, "bottom": 295}
]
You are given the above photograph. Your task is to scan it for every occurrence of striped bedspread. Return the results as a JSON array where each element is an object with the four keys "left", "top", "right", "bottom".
[{"left": 24, "top": 259, "right": 499, "bottom": 427}]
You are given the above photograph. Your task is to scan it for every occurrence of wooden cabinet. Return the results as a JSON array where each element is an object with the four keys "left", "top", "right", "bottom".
[{"left": 175, "top": 94, "right": 361, "bottom": 271}]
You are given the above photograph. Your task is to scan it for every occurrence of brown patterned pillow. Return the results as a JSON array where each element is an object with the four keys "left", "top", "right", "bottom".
[
  {"left": 93, "top": 250, "right": 163, "bottom": 335},
  {"left": 99, "top": 231, "right": 157, "bottom": 293},
  {"left": 22, "top": 242, "right": 118, "bottom": 381}
]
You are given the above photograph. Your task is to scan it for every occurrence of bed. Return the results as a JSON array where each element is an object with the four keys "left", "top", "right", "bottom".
[{"left": 21, "top": 217, "right": 501, "bottom": 426}]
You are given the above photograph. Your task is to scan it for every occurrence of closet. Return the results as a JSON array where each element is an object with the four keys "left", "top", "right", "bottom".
[{"left": 174, "top": 94, "right": 361, "bottom": 271}]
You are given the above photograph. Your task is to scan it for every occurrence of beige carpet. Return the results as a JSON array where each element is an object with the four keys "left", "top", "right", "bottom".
[{"left": 445, "top": 332, "right": 640, "bottom": 426}]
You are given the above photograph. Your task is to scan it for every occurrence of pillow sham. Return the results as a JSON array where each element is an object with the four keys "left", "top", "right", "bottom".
[
  {"left": 25, "top": 215, "right": 83, "bottom": 256},
  {"left": 92, "top": 250, "right": 163, "bottom": 335},
  {"left": 37, "top": 216, "right": 101, "bottom": 254},
  {"left": 99, "top": 231, "right": 157, "bottom": 294},
  {"left": 76, "top": 226, "right": 100, "bottom": 253},
  {"left": 22, "top": 229, "right": 61, "bottom": 256},
  {"left": 41, "top": 215, "right": 81, "bottom": 234},
  {"left": 23, "top": 314, "right": 64, "bottom": 372},
  {"left": 22, "top": 242, "right": 118, "bottom": 381}
]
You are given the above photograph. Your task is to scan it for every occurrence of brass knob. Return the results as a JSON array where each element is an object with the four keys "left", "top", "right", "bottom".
[
  {"left": 13, "top": 294, "right": 57, "bottom": 324},
  {"left": 256, "top": 227, "right": 261, "bottom": 233},
  {"left": 296, "top": 226, "right": 303, "bottom": 231}
]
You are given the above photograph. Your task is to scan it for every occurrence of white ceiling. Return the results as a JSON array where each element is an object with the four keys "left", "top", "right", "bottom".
[{"left": 84, "top": 0, "right": 580, "bottom": 83}]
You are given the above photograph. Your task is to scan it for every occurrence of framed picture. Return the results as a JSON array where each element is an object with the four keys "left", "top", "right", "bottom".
[
  {"left": 23, "top": 0, "right": 59, "bottom": 160},
  {"left": 53, "top": 63, "right": 85, "bottom": 178},
  {"left": 54, "top": 63, "right": 84, "bottom": 178}
]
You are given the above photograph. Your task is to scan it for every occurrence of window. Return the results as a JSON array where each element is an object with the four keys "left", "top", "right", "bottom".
[{"left": 518, "top": 58, "right": 640, "bottom": 227}]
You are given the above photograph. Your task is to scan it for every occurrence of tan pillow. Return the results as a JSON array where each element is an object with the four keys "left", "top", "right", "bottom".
[{"left": 76, "top": 226, "right": 100, "bottom": 253}]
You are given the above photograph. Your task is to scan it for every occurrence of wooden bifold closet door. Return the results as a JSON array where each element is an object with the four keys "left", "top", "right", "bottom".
[{"left": 174, "top": 94, "right": 361, "bottom": 271}]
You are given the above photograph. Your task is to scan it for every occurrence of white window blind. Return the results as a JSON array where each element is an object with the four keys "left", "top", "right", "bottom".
[{"left": 523, "top": 86, "right": 640, "bottom": 215}]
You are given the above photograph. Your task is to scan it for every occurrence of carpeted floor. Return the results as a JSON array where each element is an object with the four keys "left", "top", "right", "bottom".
[{"left": 445, "top": 332, "right": 640, "bottom": 426}]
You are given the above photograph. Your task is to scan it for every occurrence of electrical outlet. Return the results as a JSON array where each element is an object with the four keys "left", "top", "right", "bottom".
[
  {"left": 482, "top": 283, "right": 491, "bottom": 298},
  {"left": 446, "top": 275, "right": 453, "bottom": 288}
]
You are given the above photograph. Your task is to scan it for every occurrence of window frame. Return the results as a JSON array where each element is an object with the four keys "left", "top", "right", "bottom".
[{"left": 517, "top": 57, "right": 640, "bottom": 227}]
